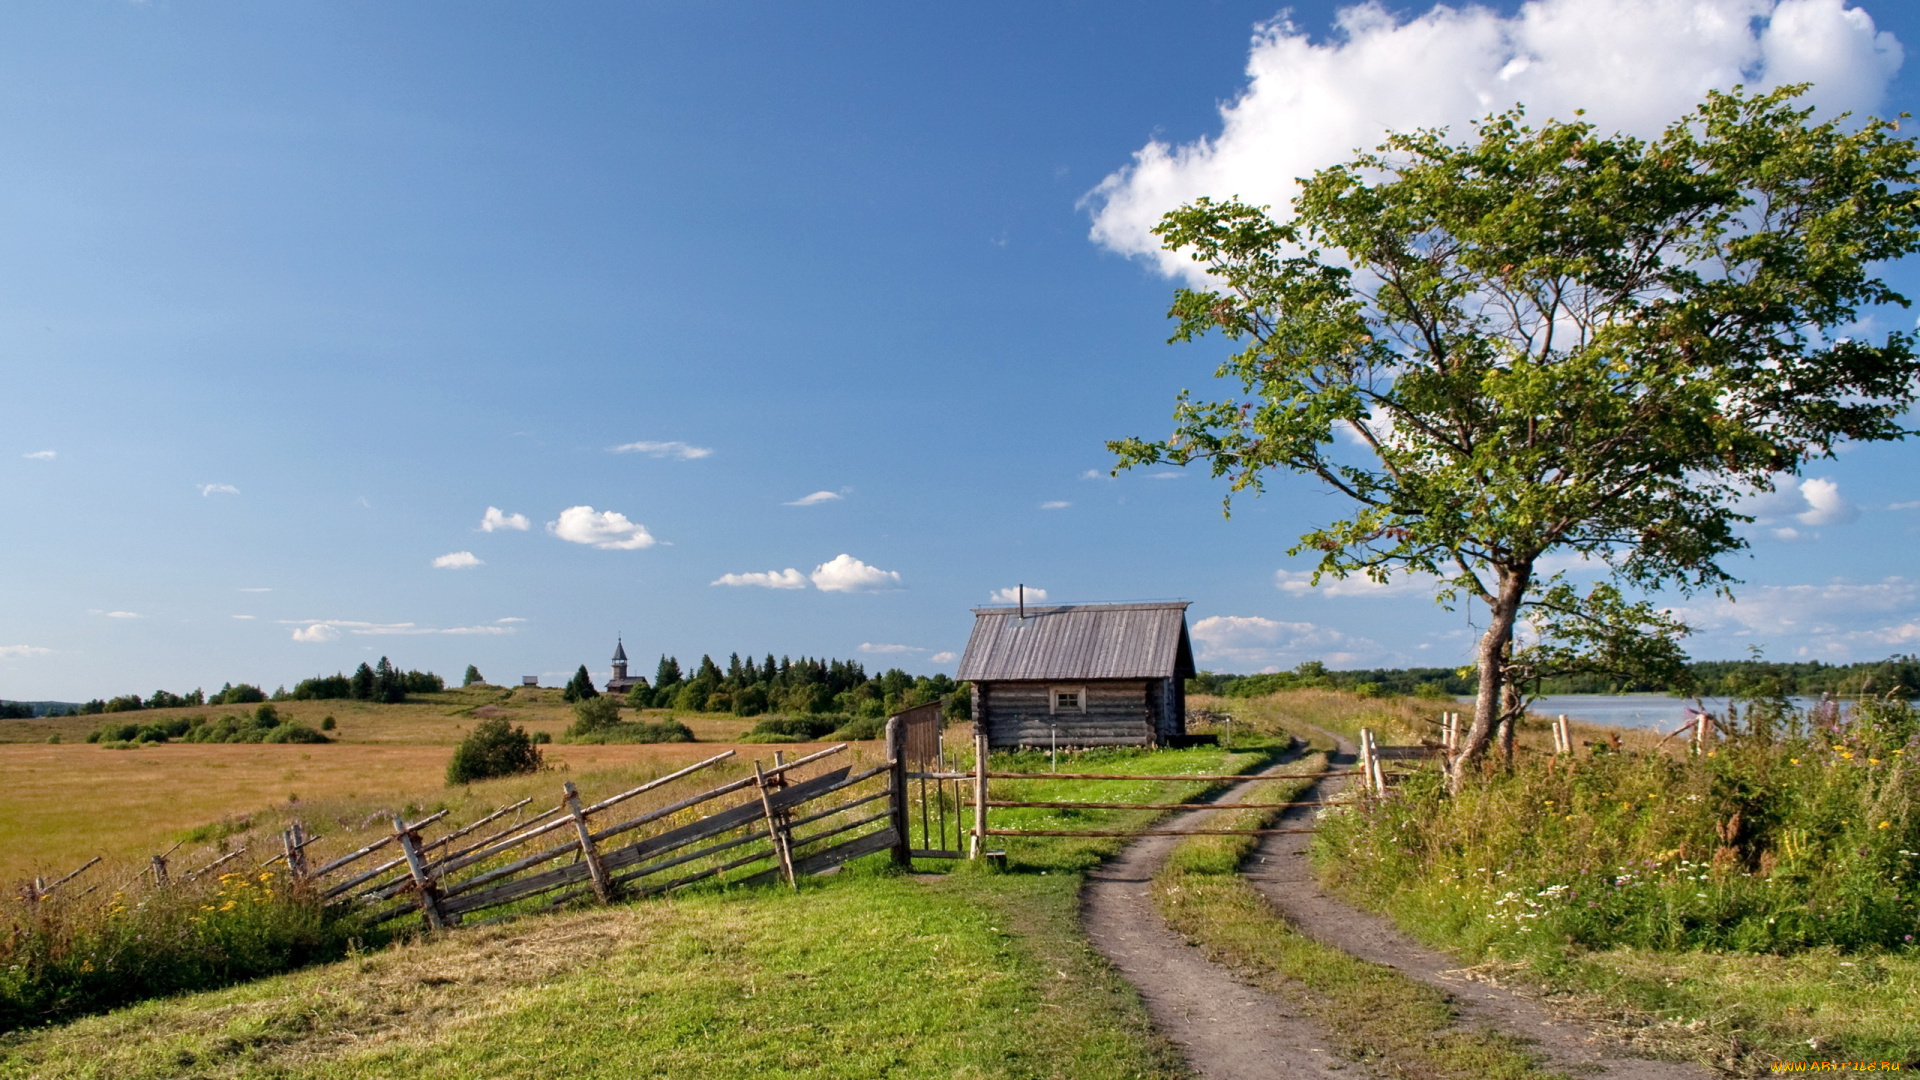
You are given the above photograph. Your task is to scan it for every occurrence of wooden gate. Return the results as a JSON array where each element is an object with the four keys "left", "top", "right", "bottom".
[{"left": 886, "top": 702, "right": 971, "bottom": 860}]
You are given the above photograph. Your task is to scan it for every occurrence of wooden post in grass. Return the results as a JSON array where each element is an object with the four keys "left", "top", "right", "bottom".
[
  {"left": 754, "top": 760, "right": 797, "bottom": 889},
  {"left": 885, "top": 715, "right": 912, "bottom": 868},
  {"left": 563, "top": 781, "right": 614, "bottom": 904},
  {"left": 393, "top": 815, "right": 448, "bottom": 931},
  {"left": 1692, "top": 711, "right": 1713, "bottom": 754},
  {"left": 150, "top": 853, "right": 170, "bottom": 887},
  {"left": 971, "top": 726, "right": 989, "bottom": 859},
  {"left": 284, "top": 821, "right": 311, "bottom": 883}
]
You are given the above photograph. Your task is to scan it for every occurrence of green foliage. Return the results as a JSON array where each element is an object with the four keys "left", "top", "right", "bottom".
[
  {"left": 747, "top": 715, "right": 843, "bottom": 741},
  {"left": 561, "top": 664, "right": 599, "bottom": 703},
  {"left": 210, "top": 683, "right": 267, "bottom": 706},
  {"left": 446, "top": 717, "right": 544, "bottom": 784},
  {"left": 830, "top": 714, "right": 889, "bottom": 741},
  {"left": 1318, "top": 701, "right": 1920, "bottom": 956},
  {"left": 566, "top": 695, "right": 622, "bottom": 736},
  {"left": 0, "top": 868, "right": 379, "bottom": 1033},
  {"left": 290, "top": 674, "right": 351, "bottom": 700},
  {"left": 462, "top": 664, "right": 484, "bottom": 687},
  {"left": 319, "top": 715, "right": 335, "bottom": 731},
  {"left": 1118, "top": 86, "right": 1920, "bottom": 772},
  {"left": 568, "top": 719, "right": 695, "bottom": 745}
]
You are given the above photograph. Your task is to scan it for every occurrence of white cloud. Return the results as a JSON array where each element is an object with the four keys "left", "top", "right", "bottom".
[
  {"left": 1149, "top": 471, "right": 1183, "bottom": 480},
  {"left": 198, "top": 483, "right": 239, "bottom": 497},
  {"left": 1673, "top": 577, "right": 1920, "bottom": 659},
  {"left": 811, "top": 554, "right": 903, "bottom": 593},
  {"left": 1742, "top": 475, "right": 1859, "bottom": 530},
  {"left": 285, "top": 619, "right": 518, "bottom": 639},
  {"left": 990, "top": 586, "right": 1048, "bottom": 604},
  {"left": 22, "top": 450, "right": 54, "bottom": 460},
  {"left": 0, "top": 645, "right": 51, "bottom": 659},
  {"left": 1040, "top": 500, "right": 1071, "bottom": 510},
  {"left": 104, "top": 611, "right": 142, "bottom": 619},
  {"left": 712, "top": 568, "right": 809, "bottom": 589},
  {"left": 860, "top": 643, "right": 923, "bottom": 654},
  {"left": 496, "top": 617, "right": 527, "bottom": 623},
  {"left": 1274, "top": 568, "right": 1440, "bottom": 598},
  {"left": 1087, "top": 0, "right": 1902, "bottom": 285},
  {"left": 1189, "top": 613, "right": 1380, "bottom": 668},
  {"left": 610, "top": 440, "right": 712, "bottom": 460},
  {"left": 930, "top": 651, "right": 957, "bottom": 663},
  {"left": 1080, "top": 469, "right": 1105, "bottom": 481},
  {"left": 785, "top": 491, "right": 843, "bottom": 506},
  {"left": 1888, "top": 500, "right": 1920, "bottom": 511},
  {"left": 549, "top": 506, "right": 658, "bottom": 550},
  {"left": 433, "top": 551, "right": 483, "bottom": 569},
  {"left": 238, "top": 587, "right": 272, "bottom": 593},
  {"left": 231, "top": 615, "right": 255, "bottom": 620},
  {"left": 480, "top": 506, "right": 530, "bottom": 532}
]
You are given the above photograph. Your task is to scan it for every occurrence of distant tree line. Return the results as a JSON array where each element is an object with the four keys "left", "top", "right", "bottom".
[
  {"left": 1189, "top": 655, "right": 1920, "bottom": 700},
  {"left": 289, "top": 658, "right": 444, "bottom": 703},
  {"left": 567, "top": 652, "right": 967, "bottom": 720}
]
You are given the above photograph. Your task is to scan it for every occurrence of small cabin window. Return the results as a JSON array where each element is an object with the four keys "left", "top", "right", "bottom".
[{"left": 1050, "top": 686, "right": 1085, "bottom": 714}]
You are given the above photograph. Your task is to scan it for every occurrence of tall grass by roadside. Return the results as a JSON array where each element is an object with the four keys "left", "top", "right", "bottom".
[{"left": 0, "top": 868, "right": 378, "bottom": 1032}]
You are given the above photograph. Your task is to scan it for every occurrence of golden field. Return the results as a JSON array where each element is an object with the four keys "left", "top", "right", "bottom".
[{"left": 0, "top": 686, "right": 850, "bottom": 885}]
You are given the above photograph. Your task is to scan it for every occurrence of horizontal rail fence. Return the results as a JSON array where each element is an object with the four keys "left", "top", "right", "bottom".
[{"left": 274, "top": 741, "right": 904, "bottom": 929}]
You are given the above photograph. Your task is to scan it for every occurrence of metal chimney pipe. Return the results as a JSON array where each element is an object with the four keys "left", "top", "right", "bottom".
[{"left": 1018, "top": 584, "right": 1024, "bottom": 620}]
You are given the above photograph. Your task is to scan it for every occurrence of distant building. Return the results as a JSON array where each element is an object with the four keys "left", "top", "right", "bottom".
[
  {"left": 957, "top": 601, "right": 1196, "bottom": 749},
  {"left": 521, "top": 676, "right": 539, "bottom": 687},
  {"left": 605, "top": 638, "right": 645, "bottom": 695}
]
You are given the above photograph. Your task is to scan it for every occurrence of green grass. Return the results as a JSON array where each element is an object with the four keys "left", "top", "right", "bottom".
[{"left": 0, "top": 737, "right": 1292, "bottom": 1077}]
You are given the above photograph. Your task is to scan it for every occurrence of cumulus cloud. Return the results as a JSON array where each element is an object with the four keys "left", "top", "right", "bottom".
[
  {"left": 0, "top": 645, "right": 51, "bottom": 659},
  {"left": 549, "top": 506, "right": 658, "bottom": 550},
  {"left": 103, "top": 611, "right": 142, "bottom": 619},
  {"left": 785, "top": 491, "right": 843, "bottom": 506},
  {"left": 433, "top": 551, "right": 483, "bottom": 569},
  {"left": 481, "top": 506, "right": 530, "bottom": 532},
  {"left": 231, "top": 615, "right": 255, "bottom": 620},
  {"left": 285, "top": 619, "right": 518, "bottom": 640},
  {"left": 1274, "top": 568, "right": 1440, "bottom": 598},
  {"left": 712, "top": 568, "right": 809, "bottom": 589},
  {"left": 198, "top": 483, "right": 239, "bottom": 497},
  {"left": 1742, "top": 475, "right": 1860, "bottom": 537},
  {"left": 1189, "top": 613, "right": 1380, "bottom": 668},
  {"left": 610, "top": 440, "right": 712, "bottom": 460},
  {"left": 1672, "top": 577, "right": 1920, "bottom": 659},
  {"left": 811, "top": 554, "right": 903, "bottom": 593},
  {"left": 990, "top": 586, "right": 1048, "bottom": 604},
  {"left": 1040, "top": 501, "right": 1071, "bottom": 510},
  {"left": 22, "top": 450, "right": 54, "bottom": 460},
  {"left": 930, "top": 651, "right": 957, "bottom": 663},
  {"left": 1088, "top": 0, "right": 1902, "bottom": 284},
  {"left": 860, "top": 643, "right": 923, "bottom": 654}
]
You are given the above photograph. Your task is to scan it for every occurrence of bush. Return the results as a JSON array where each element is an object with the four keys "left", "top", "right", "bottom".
[
  {"left": 320, "top": 716, "right": 336, "bottom": 731},
  {"left": 570, "top": 719, "right": 695, "bottom": 745},
  {"left": 747, "top": 715, "right": 843, "bottom": 741},
  {"left": 567, "top": 695, "right": 622, "bottom": 737},
  {"left": 530, "top": 730, "right": 551, "bottom": 744},
  {"left": 562, "top": 665, "right": 599, "bottom": 703},
  {"left": 463, "top": 664, "right": 484, "bottom": 687},
  {"left": 447, "top": 717, "right": 544, "bottom": 784},
  {"left": 290, "top": 674, "right": 352, "bottom": 700},
  {"left": 264, "top": 724, "right": 329, "bottom": 744},
  {"left": 830, "top": 714, "right": 888, "bottom": 741},
  {"left": 211, "top": 683, "right": 268, "bottom": 706}
]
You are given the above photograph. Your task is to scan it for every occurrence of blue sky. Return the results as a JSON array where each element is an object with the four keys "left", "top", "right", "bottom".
[{"left": 7, "top": 0, "right": 1920, "bottom": 700}]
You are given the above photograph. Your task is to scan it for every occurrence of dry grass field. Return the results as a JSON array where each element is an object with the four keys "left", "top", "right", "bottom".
[{"left": 0, "top": 686, "right": 847, "bottom": 885}]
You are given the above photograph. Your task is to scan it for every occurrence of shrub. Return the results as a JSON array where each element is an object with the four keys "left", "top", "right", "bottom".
[
  {"left": 263, "top": 724, "right": 330, "bottom": 744},
  {"left": 462, "top": 664, "right": 484, "bottom": 687},
  {"left": 101, "top": 695, "right": 145, "bottom": 713},
  {"left": 290, "top": 674, "right": 352, "bottom": 700},
  {"left": 447, "top": 717, "right": 543, "bottom": 784},
  {"left": 830, "top": 714, "right": 888, "bottom": 741},
  {"left": 567, "top": 695, "right": 622, "bottom": 736},
  {"left": 530, "top": 730, "right": 551, "bottom": 744},
  {"left": 748, "top": 715, "right": 842, "bottom": 741},
  {"left": 211, "top": 683, "right": 267, "bottom": 706},
  {"left": 570, "top": 719, "right": 694, "bottom": 745},
  {"left": 562, "top": 665, "right": 599, "bottom": 703},
  {"left": 320, "top": 715, "right": 335, "bottom": 731}
]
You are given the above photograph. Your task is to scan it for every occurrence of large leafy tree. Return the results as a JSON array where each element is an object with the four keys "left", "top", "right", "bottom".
[{"left": 1112, "top": 88, "right": 1920, "bottom": 788}]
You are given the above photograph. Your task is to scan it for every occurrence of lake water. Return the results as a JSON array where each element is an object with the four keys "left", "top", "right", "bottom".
[{"left": 1458, "top": 693, "right": 1823, "bottom": 732}]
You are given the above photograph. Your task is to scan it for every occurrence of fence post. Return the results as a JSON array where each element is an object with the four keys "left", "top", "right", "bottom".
[
  {"left": 563, "top": 781, "right": 614, "bottom": 904},
  {"left": 885, "top": 715, "right": 911, "bottom": 867},
  {"left": 754, "top": 760, "right": 798, "bottom": 889},
  {"left": 393, "top": 815, "right": 448, "bottom": 931},
  {"left": 284, "top": 821, "right": 310, "bottom": 884},
  {"left": 970, "top": 725, "right": 988, "bottom": 859},
  {"left": 150, "top": 853, "right": 170, "bottom": 887}
]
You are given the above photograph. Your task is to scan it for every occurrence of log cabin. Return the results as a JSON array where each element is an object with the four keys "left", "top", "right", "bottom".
[{"left": 956, "top": 600, "right": 1195, "bottom": 748}]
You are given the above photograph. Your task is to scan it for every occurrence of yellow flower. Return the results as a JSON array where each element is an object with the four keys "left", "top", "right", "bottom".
[
  {"left": 1870, "top": 758, "right": 1882, "bottom": 765},
  {"left": 1706, "top": 750, "right": 1717, "bottom": 758},
  {"left": 1881, "top": 821, "right": 1892, "bottom": 830},
  {"left": 1791, "top": 758, "right": 1802, "bottom": 765}
]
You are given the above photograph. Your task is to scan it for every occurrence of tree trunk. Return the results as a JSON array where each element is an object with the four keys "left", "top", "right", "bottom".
[{"left": 1447, "top": 565, "right": 1530, "bottom": 793}]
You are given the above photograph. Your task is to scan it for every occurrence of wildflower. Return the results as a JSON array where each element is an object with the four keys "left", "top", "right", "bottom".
[
  {"left": 1870, "top": 758, "right": 1882, "bottom": 766},
  {"left": 1881, "top": 822, "right": 1892, "bottom": 830},
  {"left": 1791, "top": 759, "right": 1801, "bottom": 765}
]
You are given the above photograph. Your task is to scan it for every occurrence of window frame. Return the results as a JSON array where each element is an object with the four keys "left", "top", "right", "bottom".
[{"left": 1048, "top": 685, "right": 1087, "bottom": 715}]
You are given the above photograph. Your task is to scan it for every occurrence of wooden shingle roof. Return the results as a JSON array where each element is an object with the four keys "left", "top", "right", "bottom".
[{"left": 956, "top": 602, "right": 1195, "bottom": 682}]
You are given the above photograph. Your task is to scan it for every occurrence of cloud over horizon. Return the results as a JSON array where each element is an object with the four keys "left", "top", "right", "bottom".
[
  {"left": 432, "top": 551, "right": 483, "bottom": 569},
  {"left": 0, "top": 645, "right": 52, "bottom": 659},
  {"left": 285, "top": 618, "right": 520, "bottom": 641},
  {"left": 549, "top": 506, "right": 658, "bottom": 550},
  {"left": 1274, "top": 568, "right": 1442, "bottom": 598},
  {"left": 989, "top": 586, "right": 1047, "bottom": 604},
  {"left": 1088, "top": 0, "right": 1902, "bottom": 284},
  {"left": 785, "top": 490, "right": 844, "bottom": 506},
  {"left": 712, "top": 568, "right": 810, "bottom": 589},
  {"left": 22, "top": 450, "right": 54, "bottom": 460},
  {"left": 1190, "top": 613, "right": 1381, "bottom": 668}
]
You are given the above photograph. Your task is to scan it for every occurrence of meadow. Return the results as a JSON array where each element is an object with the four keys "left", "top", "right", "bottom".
[{"left": 0, "top": 686, "right": 795, "bottom": 884}]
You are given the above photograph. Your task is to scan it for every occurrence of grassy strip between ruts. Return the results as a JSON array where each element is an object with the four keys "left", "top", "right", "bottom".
[
  {"left": 1151, "top": 747, "right": 1572, "bottom": 1080},
  {"left": 0, "top": 739, "right": 1285, "bottom": 1079}
]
